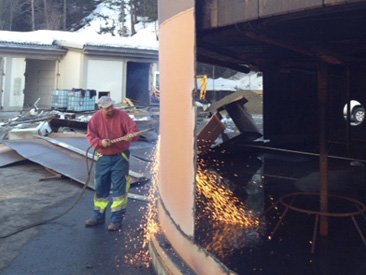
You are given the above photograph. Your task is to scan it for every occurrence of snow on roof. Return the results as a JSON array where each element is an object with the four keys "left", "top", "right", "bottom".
[
  {"left": 0, "top": 30, "right": 56, "bottom": 46},
  {"left": 82, "top": 23, "right": 158, "bottom": 50},
  {"left": 0, "top": 28, "right": 158, "bottom": 51}
]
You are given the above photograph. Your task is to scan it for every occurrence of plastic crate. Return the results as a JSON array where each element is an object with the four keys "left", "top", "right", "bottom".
[
  {"left": 51, "top": 90, "right": 69, "bottom": 110},
  {"left": 67, "top": 89, "right": 96, "bottom": 112}
]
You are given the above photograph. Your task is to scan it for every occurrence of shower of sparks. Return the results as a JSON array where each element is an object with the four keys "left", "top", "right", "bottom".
[
  {"left": 141, "top": 138, "right": 160, "bottom": 249},
  {"left": 196, "top": 157, "right": 260, "bottom": 258},
  {"left": 126, "top": 138, "right": 161, "bottom": 267},
  {"left": 196, "top": 158, "right": 259, "bottom": 227},
  {"left": 127, "top": 138, "right": 263, "bottom": 266}
]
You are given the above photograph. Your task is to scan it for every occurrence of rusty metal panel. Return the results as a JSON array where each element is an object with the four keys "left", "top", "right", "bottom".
[
  {"left": 197, "top": 112, "right": 225, "bottom": 153},
  {"left": 260, "top": 0, "right": 323, "bottom": 18},
  {"left": 217, "top": 0, "right": 259, "bottom": 27}
]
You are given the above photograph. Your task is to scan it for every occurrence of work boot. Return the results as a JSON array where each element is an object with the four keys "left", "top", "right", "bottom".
[
  {"left": 85, "top": 218, "right": 105, "bottom": 227},
  {"left": 108, "top": 222, "right": 121, "bottom": 231}
]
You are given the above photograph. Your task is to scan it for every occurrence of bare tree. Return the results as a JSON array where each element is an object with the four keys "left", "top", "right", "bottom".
[
  {"left": 128, "top": 0, "right": 136, "bottom": 36},
  {"left": 9, "top": 0, "right": 13, "bottom": 30},
  {"left": 31, "top": 0, "right": 35, "bottom": 30},
  {"left": 63, "top": 0, "right": 67, "bottom": 30},
  {"left": 42, "top": 0, "right": 49, "bottom": 28},
  {"left": 119, "top": 0, "right": 126, "bottom": 36},
  {"left": 0, "top": 0, "right": 14, "bottom": 30}
]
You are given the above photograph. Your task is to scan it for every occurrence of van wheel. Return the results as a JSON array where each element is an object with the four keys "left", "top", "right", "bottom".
[{"left": 353, "top": 107, "right": 365, "bottom": 122}]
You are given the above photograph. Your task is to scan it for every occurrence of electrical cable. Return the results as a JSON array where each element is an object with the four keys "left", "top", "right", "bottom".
[
  {"left": 0, "top": 145, "right": 96, "bottom": 239},
  {"left": 0, "top": 128, "right": 154, "bottom": 238}
]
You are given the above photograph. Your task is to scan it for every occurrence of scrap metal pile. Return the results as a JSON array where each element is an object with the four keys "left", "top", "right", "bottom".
[{"left": 0, "top": 99, "right": 159, "bottom": 194}]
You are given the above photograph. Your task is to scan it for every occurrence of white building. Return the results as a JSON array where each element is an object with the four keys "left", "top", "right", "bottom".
[{"left": 0, "top": 31, "right": 159, "bottom": 111}]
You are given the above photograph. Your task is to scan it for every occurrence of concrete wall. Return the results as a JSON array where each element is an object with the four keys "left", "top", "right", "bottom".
[
  {"left": 159, "top": 6, "right": 196, "bottom": 238},
  {"left": 2, "top": 57, "right": 25, "bottom": 111},
  {"left": 83, "top": 56, "right": 124, "bottom": 103},
  {"left": 58, "top": 51, "right": 83, "bottom": 90},
  {"left": 0, "top": 58, "right": 4, "bottom": 109}
]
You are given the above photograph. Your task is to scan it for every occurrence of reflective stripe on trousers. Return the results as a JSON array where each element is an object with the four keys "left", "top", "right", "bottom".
[
  {"left": 94, "top": 197, "right": 109, "bottom": 213},
  {"left": 93, "top": 150, "right": 130, "bottom": 222}
]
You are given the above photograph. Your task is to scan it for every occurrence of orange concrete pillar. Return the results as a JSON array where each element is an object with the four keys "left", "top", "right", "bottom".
[{"left": 152, "top": 1, "right": 235, "bottom": 274}]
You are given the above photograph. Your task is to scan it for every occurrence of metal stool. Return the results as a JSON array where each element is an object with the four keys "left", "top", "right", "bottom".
[{"left": 261, "top": 192, "right": 366, "bottom": 253}]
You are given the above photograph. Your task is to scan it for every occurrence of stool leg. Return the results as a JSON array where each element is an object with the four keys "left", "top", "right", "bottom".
[
  {"left": 258, "top": 200, "right": 280, "bottom": 220},
  {"left": 311, "top": 214, "right": 319, "bottom": 253},
  {"left": 355, "top": 204, "right": 366, "bottom": 221},
  {"left": 270, "top": 196, "right": 297, "bottom": 239},
  {"left": 352, "top": 215, "right": 366, "bottom": 247},
  {"left": 270, "top": 206, "right": 289, "bottom": 238}
]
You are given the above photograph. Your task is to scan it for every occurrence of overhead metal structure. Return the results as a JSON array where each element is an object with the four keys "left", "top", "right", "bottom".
[
  {"left": 196, "top": 0, "right": 366, "bottom": 236},
  {"left": 152, "top": 0, "right": 366, "bottom": 273},
  {"left": 196, "top": 0, "right": 366, "bottom": 72}
]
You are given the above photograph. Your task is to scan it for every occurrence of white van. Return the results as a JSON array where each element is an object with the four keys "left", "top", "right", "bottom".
[{"left": 343, "top": 100, "right": 365, "bottom": 125}]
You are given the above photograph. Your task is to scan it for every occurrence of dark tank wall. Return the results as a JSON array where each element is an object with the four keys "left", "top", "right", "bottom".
[
  {"left": 263, "top": 68, "right": 319, "bottom": 147},
  {"left": 263, "top": 65, "right": 366, "bottom": 155}
]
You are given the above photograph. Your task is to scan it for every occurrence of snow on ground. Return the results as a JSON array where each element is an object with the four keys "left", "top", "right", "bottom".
[
  {"left": 203, "top": 72, "right": 263, "bottom": 91},
  {"left": 76, "top": 1, "right": 158, "bottom": 49},
  {"left": 77, "top": 2, "right": 157, "bottom": 35}
]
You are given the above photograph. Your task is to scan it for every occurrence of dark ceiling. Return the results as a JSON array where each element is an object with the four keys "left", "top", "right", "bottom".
[{"left": 196, "top": 2, "right": 366, "bottom": 73}]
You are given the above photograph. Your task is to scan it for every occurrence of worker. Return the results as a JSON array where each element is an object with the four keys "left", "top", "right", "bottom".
[{"left": 85, "top": 96, "right": 140, "bottom": 231}]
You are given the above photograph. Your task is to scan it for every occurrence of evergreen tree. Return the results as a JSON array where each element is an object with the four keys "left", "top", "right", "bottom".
[
  {"left": 96, "top": 0, "right": 127, "bottom": 36},
  {"left": 0, "top": 0, "right": 157, "bottom": 32},
  {"left": 136, "top": 0, "right": 157, "bottom": 22}
]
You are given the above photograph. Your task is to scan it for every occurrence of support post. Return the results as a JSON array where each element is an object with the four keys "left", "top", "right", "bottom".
[
  {"left": 318, "top": 61, "right": 329, "bottom": 236},
  {"left": 346, "top": 65, "right": 351, "bottom": 156}
]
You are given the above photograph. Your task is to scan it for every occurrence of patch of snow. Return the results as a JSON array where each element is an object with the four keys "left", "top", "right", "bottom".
[{"left": 198, "top": 72, "right": 263, "bottom": 91}]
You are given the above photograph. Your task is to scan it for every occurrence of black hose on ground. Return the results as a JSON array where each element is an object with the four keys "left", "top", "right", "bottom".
[{"left": 0, "top": 145, "right": 96, "bottom": 239}]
